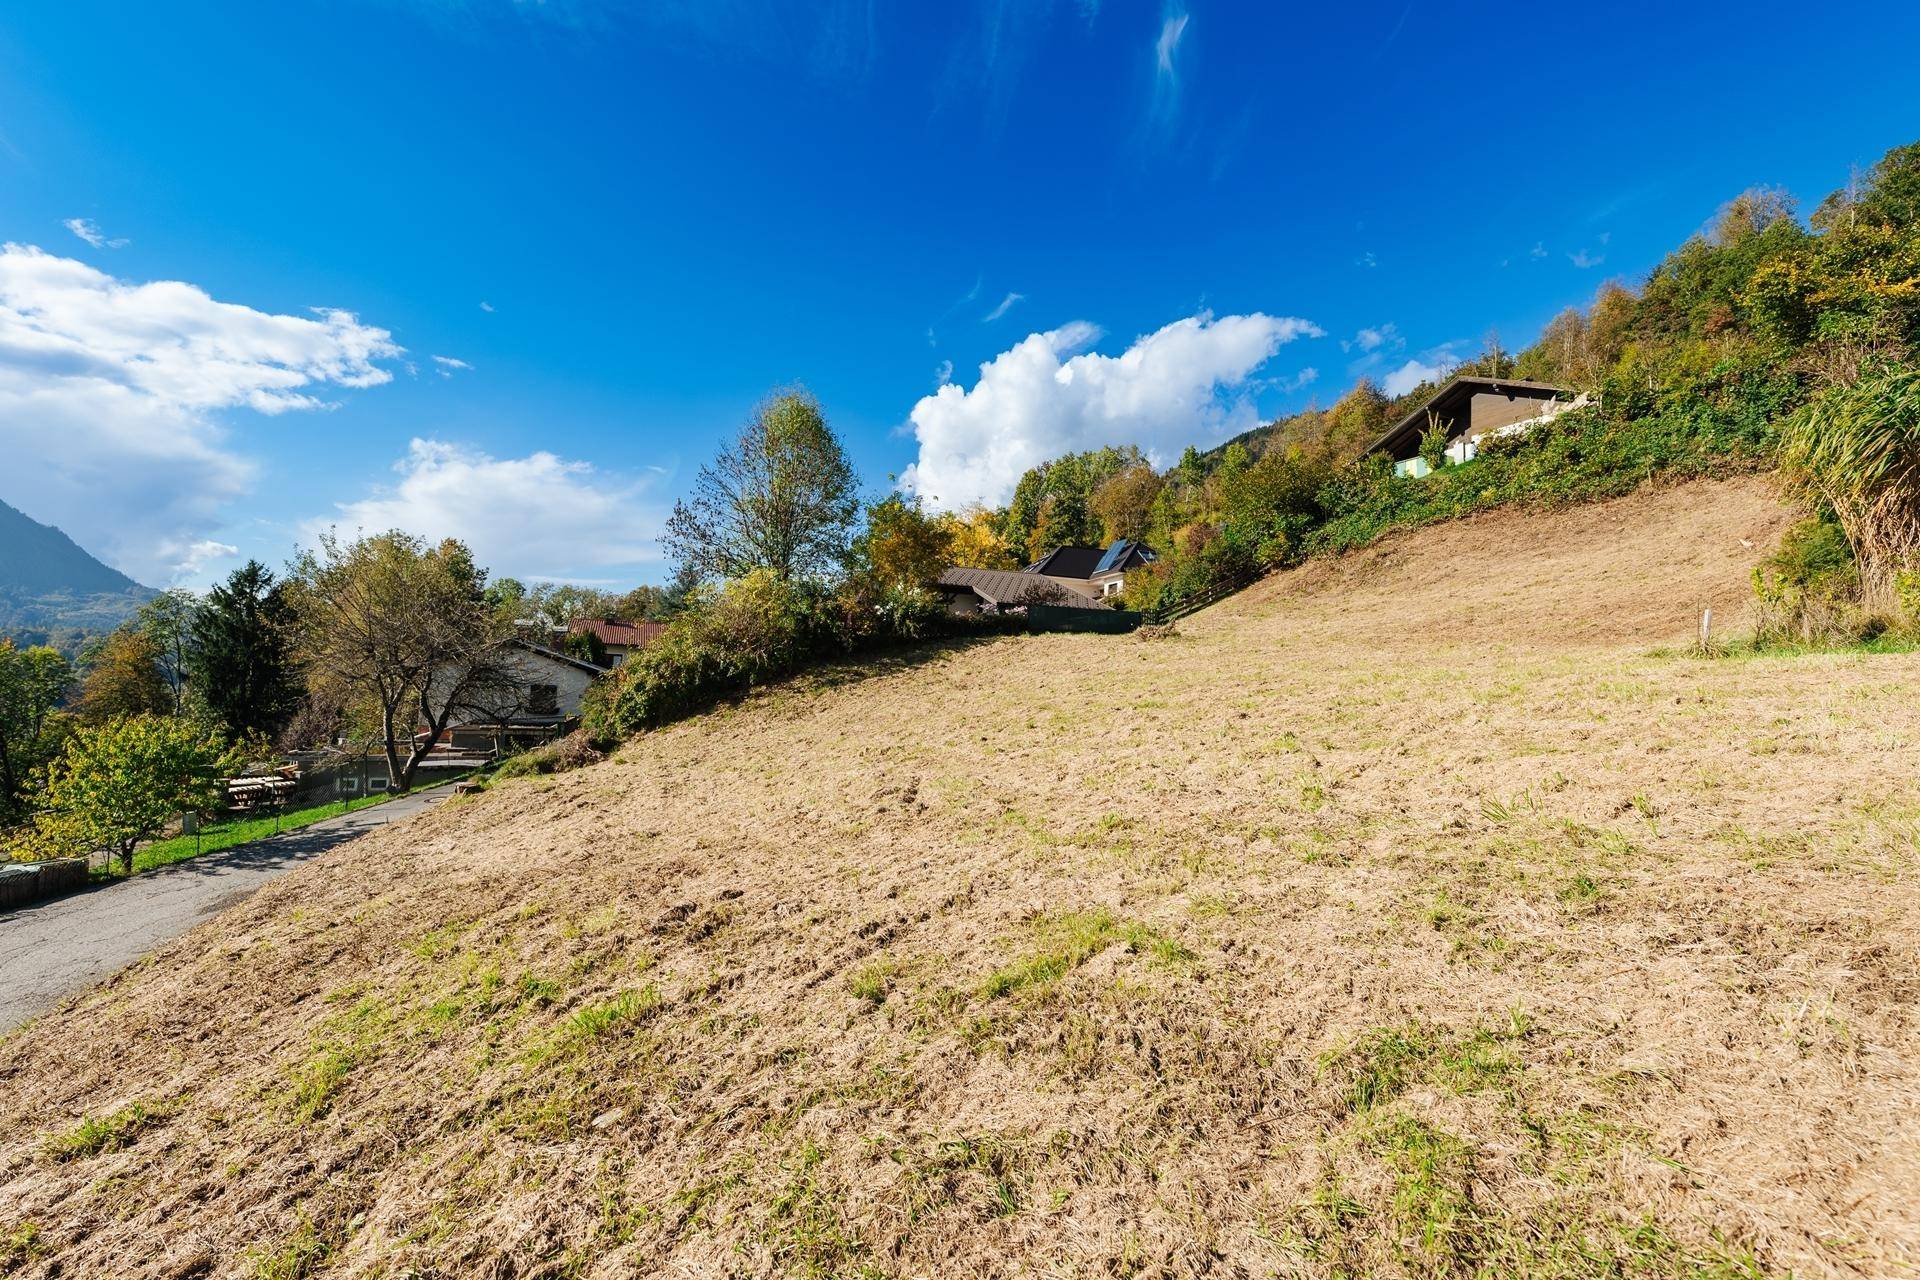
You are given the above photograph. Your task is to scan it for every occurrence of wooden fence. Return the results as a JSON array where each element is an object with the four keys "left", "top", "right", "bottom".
[{"left": 1143, "top": 570, "right": 1264, "bottom": 626}]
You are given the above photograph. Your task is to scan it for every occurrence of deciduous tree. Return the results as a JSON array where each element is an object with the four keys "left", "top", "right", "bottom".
[
  {"left": 288, "top": 531, "right": 516, "bottom": 792},
  {"left": 855, "top": 496, "right": 955, "bottom": 592},
  {"left": 15, "top": 716, "right": 236, "bottom": 875},
  {"left": 664, "top": 389, "right": 859, "bottom": 583},
  {"left": 1090, "top": 463, "right": 1165, "bottom": 544},
  {"left": 136, "top": 589, "right": 200, "bottom": 717},
  {"left": 77, "top": 627, "right": 171, "bottom": 723},
  {"left": 0, "top": 641, "right": 73, "bottom": 823}
]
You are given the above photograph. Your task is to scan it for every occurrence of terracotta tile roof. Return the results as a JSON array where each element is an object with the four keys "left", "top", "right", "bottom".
[{"left": 567, "top": 618, "right": 668, "bottom": 648}]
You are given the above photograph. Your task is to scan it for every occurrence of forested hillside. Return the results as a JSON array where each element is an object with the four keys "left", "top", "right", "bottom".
[{"left": 0, "top": 499, "right": 154, "bottom": 653}]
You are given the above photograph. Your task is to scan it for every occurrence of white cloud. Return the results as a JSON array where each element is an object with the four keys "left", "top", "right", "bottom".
[
  {"left": 933, "top": 359, "right": 953, "bottom": 386},
  {"left": 1344, "top": 322, "right": 1401, "bottom": 354},
  {"left": 1569, "top": 248, "right": 1606, "bottom": 269},
  {"left": 432, "top": 354, "right": 473, "bottom": 378},
  {"left": 900, "top": 311, "right": 1322, "bottom": 510},
  {"left": 983, "top": 291, "right": 1024, "bottom": 323},
  {"left": 479, "top": 300, "right": 495, "bottom": 313},
  {"left": 319, "top": 439, "right": 665, "bottom": 579},
  {"left": 1382, "top": 356, "right": 1456, "bottom": 397},
  {"left": 1148, "top": 6, "right": 1190, "bottom": 130},
  {"left": 1355, "top": 250, "right": 1378, "bottom": 269},
  {"left": 174, "top": 539, "right": 238, "bottom": 581},
  {"left": 1155, "top": 10, "right": 1189, "bottom": 74},
  {"left": 1530, "top": 242, "right": 1548, "bottom": 259},
  {"left": 0, "top": 242, "right": 401, "bottom": 582},
  {"left": 63, "top": 217, "right": 127, "bottom": 250}
]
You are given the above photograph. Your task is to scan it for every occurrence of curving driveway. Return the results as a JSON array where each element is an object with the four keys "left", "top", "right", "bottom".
[{"left": 0, "top": 783, "right": 455, "bottom": 1032}]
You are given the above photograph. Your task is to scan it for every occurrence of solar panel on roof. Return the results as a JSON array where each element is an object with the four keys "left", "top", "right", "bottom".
[{"left": 1094, "top": 539, "right": 1130, "bottom": 575}]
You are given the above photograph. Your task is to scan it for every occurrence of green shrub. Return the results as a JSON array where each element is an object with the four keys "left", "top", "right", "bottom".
[
  {"left": 580, "top": 572, "right": 1007, "bottom": 747},
  {"left": 1751, "top": 515, "right": 1883, "bottom": 646},
  {"left": 1777, "top": 363, "right": 1920, "bottom": 609}
]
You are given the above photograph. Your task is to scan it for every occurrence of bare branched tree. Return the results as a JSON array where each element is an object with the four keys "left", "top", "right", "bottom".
[{"left": 663, "top": 388, "right": 859, "bottom": 584}]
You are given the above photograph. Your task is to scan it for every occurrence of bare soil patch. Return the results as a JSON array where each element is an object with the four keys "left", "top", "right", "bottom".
[{"left": 1, "top": 475, "right": 1914, "bottom": 1279}]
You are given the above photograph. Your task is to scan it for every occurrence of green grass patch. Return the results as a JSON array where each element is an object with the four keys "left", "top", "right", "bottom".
[
  {"left": 125, "top": 790, "right": 407, "bottom": 876},
  {"left": 980, "top": 910, "right": 1189, "bottom": 1000},
  {"left": 762, "top": 1140, "right": 884, "bottom": 1280},
  {"left": 0, "top": 1222, "right": 47, "bottom": 1270},
  {"left": 1322, "top": 1016, "right": 1526, "bottom": 1115},
  {"left": 41, "top": 1099, "right": 165, "bottom": 1161},
  {"left": 524, "top": 985, "right": 661, "bottom": 1065},
  {"left": 244, "top": 1210, "right": 338, "bottom": 1280}
]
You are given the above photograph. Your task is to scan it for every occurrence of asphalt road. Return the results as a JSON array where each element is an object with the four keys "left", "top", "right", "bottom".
[{"left": 0, "top": 783, "right": 455, "bottom": 1033}]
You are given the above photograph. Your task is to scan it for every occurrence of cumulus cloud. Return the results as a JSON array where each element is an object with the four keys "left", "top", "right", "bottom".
[
  {"left": 63, "top": 217, "right": 127, "bottom": 249},
  {"left": 900, "top": 311, "right": 1322, "bottom": 510},
  {"left": 983, "top": 291, "right": 1024, "bottom": 323},
  {"left": 320, "top": 439, "right": 665, "bottom": 580},
  {"left": 1382, "top": 356, "right": 1456, "bottom": 397},
  {"left": 174, "top": 539, "right": 239, "bottom": 581},
  {"left": 0, "top": 242, "right": 401, "bottom": 581}
]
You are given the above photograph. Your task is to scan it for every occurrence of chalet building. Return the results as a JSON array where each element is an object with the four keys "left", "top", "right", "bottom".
[
  {"left": 1025, "top": 538, "right": 1158, "bottom": 599},
  {"left": 1369, "top": 376, "right": 1581, "bottom": 478}
]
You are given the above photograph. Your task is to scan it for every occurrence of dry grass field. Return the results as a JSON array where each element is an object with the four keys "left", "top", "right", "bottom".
[{"left": 3, "top": 474, "right": 1917, "bottom": 1279}]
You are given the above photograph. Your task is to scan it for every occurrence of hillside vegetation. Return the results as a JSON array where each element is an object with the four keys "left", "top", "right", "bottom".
[
  {"left": 988, "top": 139, "right": 1920, "bottom": 626},
  {"left": 4, "top": 475, "right": 1916, "bottom": 1278}
]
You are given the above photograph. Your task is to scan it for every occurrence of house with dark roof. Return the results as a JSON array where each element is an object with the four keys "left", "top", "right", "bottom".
[
  {"left": 1369, "top": 376, "right": 1582, "bottom": 478},
  {"left": 933, "top": 567, "right": 1112, "bottom": 615},
  {"left": 1025, "top": 538, "right": 1158, "bottom": 599}
]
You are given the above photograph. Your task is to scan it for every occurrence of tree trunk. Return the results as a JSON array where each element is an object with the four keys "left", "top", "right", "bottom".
[
  {"left": 380, "top": 703, "right": 406, "bottom": 795},
  {"left": 118, "top": 843, "right": 134, "bottom": 877}
]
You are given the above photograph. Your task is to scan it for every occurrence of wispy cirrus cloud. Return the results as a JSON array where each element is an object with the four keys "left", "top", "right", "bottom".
[
  {"left": 983, "top": 291, "right": 1024, "bottom": 323},
  {"left": 1146, "top": 4, "right": 1190, "bottom": 133},
  {"left": 431, "top": 354, "right": 473, "bottom": 377},
  {"left": 0, "top": 242, "right": 401, "bottom": 581},
  {"left": 63, "top": 217, "right": 127, "bottom": 250},
  {"left": 1343, "top": 322, "right": 1401, "bottom": 355}
]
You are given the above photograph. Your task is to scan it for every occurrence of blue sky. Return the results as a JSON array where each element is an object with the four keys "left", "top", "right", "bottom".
[{"left": 2, "top": 1, "right": 1917, "bottom": 587}]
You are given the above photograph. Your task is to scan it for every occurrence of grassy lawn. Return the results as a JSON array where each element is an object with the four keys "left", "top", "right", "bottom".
[{"left": 123, "top": 790, "right": 405, "bottom": 876}]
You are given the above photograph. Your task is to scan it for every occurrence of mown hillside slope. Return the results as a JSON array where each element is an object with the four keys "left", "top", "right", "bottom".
[{"left": 4, "top": 475, "right": 1917, "bottom": 1279}]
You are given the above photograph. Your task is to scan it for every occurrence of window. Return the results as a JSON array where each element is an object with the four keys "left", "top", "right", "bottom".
[
  {"left": 367, "top": 777, "right": 389, "bottom": 792},
  {"left": 528, "top": 683, "right": 560, "bottom": 715},
  {"left": 338, "top": 776, "right": 359, "bottom": 793}
]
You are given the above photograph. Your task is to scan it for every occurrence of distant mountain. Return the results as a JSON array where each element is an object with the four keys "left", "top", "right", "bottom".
[{"left": 0, "top": 498, "right": 155, "bottom": 653}]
